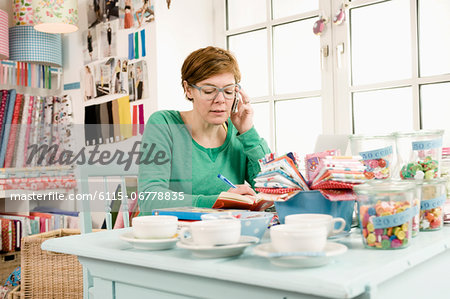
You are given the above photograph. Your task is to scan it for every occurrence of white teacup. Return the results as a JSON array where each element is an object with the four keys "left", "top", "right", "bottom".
[
  {"left": 270, "top": 224, "right": 327, "bottom": 252},
  {"left": 132, "top": 215, "right": 178, "bottom": 239},
  {"left": 285, "top": 214, "right": 346, "bottom": 237},
  {"left": 180, "top": 219, "right": 241, "bottom": 246}
]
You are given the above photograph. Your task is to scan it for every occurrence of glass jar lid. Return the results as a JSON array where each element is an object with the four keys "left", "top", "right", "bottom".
[
  {"left": 349, "top": 133, "right": 396, "bottom": 141},
  {"left": 353, "top": 180, "right": 417, "bottom": 194}
]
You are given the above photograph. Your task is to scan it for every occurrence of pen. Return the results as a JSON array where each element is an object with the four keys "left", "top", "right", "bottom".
[{"left": 217, "top": 174, "right": 237, "bottom": 189}]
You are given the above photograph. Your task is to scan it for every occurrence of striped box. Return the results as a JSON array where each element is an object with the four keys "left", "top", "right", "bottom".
[{"left": 0, "top": 10, "right": 8, "bottom": 60}]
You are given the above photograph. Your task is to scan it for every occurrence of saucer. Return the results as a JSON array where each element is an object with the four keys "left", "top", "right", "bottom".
[
  {"left": 253, "top": 242, "right": 347, "bottom": 268},
  {"left": 119, "top": 232, "right": 178, "bottom": 250},
  {"left": 176, "top": 236, "right": 258, "bottom": 258}
]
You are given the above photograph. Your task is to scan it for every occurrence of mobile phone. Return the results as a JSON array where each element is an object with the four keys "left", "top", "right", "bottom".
[{"left": 232, "top": 92, "right": 240, "bottom": 113}]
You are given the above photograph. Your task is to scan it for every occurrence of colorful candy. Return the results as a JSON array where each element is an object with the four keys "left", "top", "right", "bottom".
[
  {"left": 420, "top": 180, "right": 446, "bottom": 231},
  {"left": 363, "top": 158, "right": 390, "bottom": 180},
  {"left": 400, "top": 156, "right": 439, "bottom": 179},
  {"left": 359, "top": 199, "right": 413, "bottom": 250}
]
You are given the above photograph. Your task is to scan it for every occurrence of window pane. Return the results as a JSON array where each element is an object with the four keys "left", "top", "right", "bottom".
[
  {"left": 273, "top": 19, "right": 321, "bottom": 94},
  {"left": 272, "top": 0, "right": 318, "bottom": 19},
  {"left": 418, "top": 0, "right": 450, "bottom": 77},
  {"left": 275, "top": 98, "right": 322, "bottom": 160},
  {"left": 420, "top": 82, "right": 450, "bottom": 146},
  {"left": 353, "top": 87, "right": 413, "bottom": 135},
  {"left": 350, "top": 0, "right": 411, "bottom": 85},
  {"left": 228, "top": 30, "right": 268, "bottom": 98},
  {"left": 227, "top": 0, "right": 266, "bottom": 30},
  {"left": 252, "top": 102, "right": 271, "bottom": 146}
]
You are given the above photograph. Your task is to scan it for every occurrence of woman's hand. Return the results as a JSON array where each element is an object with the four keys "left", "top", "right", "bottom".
[
  {"left": 227, "top": 184, "right": 256, "bottom": 197},
  {"left": 230, "top": 88, "right": 253, "bottom": 134}
]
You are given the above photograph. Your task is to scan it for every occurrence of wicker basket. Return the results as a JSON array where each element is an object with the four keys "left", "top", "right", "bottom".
[
  {"left": 21, "top": 229, "right": 83, "bottom": 299},
  {"left": 0, "top": 252, "right": 20, "bottom": 286},
  {"left": 7, "top": 285, "right": 22, "bottom": 299}
]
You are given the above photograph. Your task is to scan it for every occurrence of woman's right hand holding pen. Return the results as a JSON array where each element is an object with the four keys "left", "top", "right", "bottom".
[{"left": 227, "top": 184, "right": 256, "bottom": 197}]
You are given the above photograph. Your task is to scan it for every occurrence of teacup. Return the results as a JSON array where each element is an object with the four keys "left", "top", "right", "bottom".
[
  {"left": 180, "top": 219, "right": 241, "bottom": 246},
  {"left": 132, "top": 215, "right": 178, "bottom": 239},
  {"left": 285, "top": 214, "right": 346, "bottom": 237},
  {"left": 270, "top": 224, "right": 327, "bottom": 252}
]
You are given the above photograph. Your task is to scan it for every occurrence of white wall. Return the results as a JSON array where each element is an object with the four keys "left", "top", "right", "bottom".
[{"left": 64, "top": 0, "right": 215, "bottom": 125}]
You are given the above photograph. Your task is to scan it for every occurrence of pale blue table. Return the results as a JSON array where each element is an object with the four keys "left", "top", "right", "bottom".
[{"left": 42, "top": 225, "right": 450, "bottom": 299}]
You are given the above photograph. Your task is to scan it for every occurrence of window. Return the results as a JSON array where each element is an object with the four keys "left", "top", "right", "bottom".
[{"left": 221, "top": 0, "right": 450, "bottom": 156}]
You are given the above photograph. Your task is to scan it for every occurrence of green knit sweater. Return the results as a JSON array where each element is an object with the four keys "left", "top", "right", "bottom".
[{"left": 137, "top": 110, "right": 270, "bottom": 215}]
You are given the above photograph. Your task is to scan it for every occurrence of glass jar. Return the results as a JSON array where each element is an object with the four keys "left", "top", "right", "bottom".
[
  {"left": 441, "top": 149, "right": 450, "bottom": 220},
  {"left": 354, "top": 180, "right": 416, "bottom": 250},
  {"left": 411, "top": 181, "right": 422, "bottom": 237},
  {"left": 395, "top": 130, "right": 444, "bottom": 180},
  {"left": 349, "top": 134, "right": 396, "bottom": 180},
  {"left": 420, "top": 178, "right": 446, "bottom": 231}
]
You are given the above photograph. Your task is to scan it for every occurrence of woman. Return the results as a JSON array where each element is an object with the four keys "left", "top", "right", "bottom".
[
  {"left": 124, "top": 0, "right": 133, "bottom": 29},
  {"left": 87, "top": 30, "right": 93, "bottom": 61},
  {"left": 84, "top": 66, "right": 94, "bottom": 100},
  {"left": 135, "top": 0, "right": 154, "bottom": 27},
  {"left": 136, "top": 66, "right": 143, "bottom": 99},
  {"left": 138, "top": 46, "right": 270, "bottom": 215}
]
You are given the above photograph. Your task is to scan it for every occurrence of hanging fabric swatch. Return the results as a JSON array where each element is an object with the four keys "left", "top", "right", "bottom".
[
  {"left": 138, "top": 104, "right": 144, "bottom": 135},
  {"left": 99, "top": 102, "right": 111, "bottom": 143},
  {"left": 117, "top": 96, "right": 132, "bottom": 139},
  {"left": 134, "top": 32, "right": 139, "bottom": 59},
  {"left": 84, "top": 105, "right": 98, "bottom": 146},
  {"left": 106, "top": 101, "right": 114, "bottom": 143},
  {"left": 132, "top": 105, "right": 137, "bottom": 136},
  {"left": 128, "top": 33, "right": 134, "bottom": 60},
  {"left": 111, "top": 99, "right": 121, "bottom": 142},
  {"left": 141, "top": 29, "right": 146, "bottom": 57}
]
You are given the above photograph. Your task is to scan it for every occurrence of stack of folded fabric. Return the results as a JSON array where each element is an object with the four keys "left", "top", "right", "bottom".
[
  {"left": 254, "top": 152, "right": 309, "bottom": 201},
  {"left": 308, "top": 155, "right": 366, "bottom": 190}
]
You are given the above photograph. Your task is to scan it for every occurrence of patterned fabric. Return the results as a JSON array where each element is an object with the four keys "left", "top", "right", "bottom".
[
  {"left": 0, "top": 10, "right": 8, "bottom": 59},
  {"left": 9, "top": 26, "right": 62, "bottom": 66},
  {"left": 310, "top": 180, "right": 357, "bottom": 190},
  {"left": 319, "top": 189, "right": 357, "bottom": 202},
  {"left": 0, "top": 175, "right": 77, "bottom": 191},
  {"left": 33, "top": 0, "right": 78, "bottom": 28},
  {"left": 255, "top": 187, "right": 301, "bottom": 194},
  {"left": 14, "top": 94, "right": 30, "bottom": 168},
  {"left": 13, "top": 0, "right": 34, "bottom": 26}
]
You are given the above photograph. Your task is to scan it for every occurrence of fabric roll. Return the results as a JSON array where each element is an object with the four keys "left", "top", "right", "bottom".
[
  {"left": 23, "top": 95, "right": 35, "bottom": 167},
  {"left": 0, "top": 90, "right": 17, "bottom": 167},
  {"left": 14, "top": 94, "right": 30, "bottom": 168}
]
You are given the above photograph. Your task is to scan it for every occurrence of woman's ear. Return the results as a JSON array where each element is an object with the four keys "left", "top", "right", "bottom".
[{"left": 183, "top": 80, "right": 193, "bottom": 101}]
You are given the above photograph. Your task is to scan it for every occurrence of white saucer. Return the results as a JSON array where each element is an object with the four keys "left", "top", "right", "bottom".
[
  {"left": 253, "top": 242, "right": 347, "bottom": 268},
  {"left": 119, "top": 232, "right": 178, "bottom": 250},
  {"left": 176, "top": 236, "right": 258, "bottom": 258}
]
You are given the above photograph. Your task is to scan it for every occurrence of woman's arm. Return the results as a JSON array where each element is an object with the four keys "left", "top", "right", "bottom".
[
  {"left": 236, "top": 126, "right": 271, "bottom": 188},
  {"left": 137, "top": 112, "right": 218, "bottom": 215}
]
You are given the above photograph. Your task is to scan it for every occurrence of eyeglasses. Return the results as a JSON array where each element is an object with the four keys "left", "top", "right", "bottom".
[{"left": 189, "top": 83, "right": 241, "bottom": 101}]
